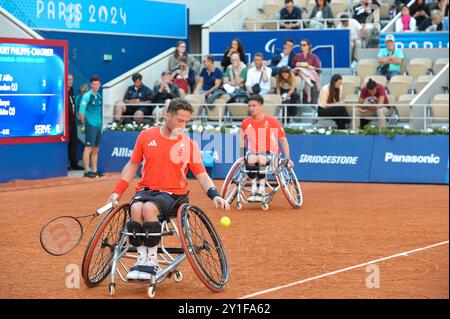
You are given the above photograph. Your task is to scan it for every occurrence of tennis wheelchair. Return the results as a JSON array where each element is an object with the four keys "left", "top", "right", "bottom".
[
  {"left": 221, "top": 152, "right": 303, "bottom": 211},
  {"left": 81, "top": 197, "right": 229, "bottom": 298}
]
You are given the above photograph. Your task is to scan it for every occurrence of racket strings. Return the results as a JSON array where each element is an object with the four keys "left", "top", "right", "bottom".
[{"left": 41, "top": 217, "right": 82, "bottom": 255}]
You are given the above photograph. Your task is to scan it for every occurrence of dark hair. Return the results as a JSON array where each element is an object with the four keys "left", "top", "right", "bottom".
[
  {"left": 248, "top": 94, "right": 264, "bottom": 105},
  {"left": 315, "top": 0, "right": 325, "bottom": 7},
  {"left": 284, "top": 38, "right": 295, "bottom": 45},
  {"left": 230, "top": 38, "right": 245, "bottom": 54},
  {"left": 167, "top": 98, "right": 193, "bottom": 114},
  {"left": 278, "top": 66, "right": 293, "bottom": 83},
  {"left": 285, "top": 0, "right": 294, "bottom": 4},
  {"left": 174, "top": 41, "right": 188, "bottom": 58},
  {"left": 90, "top": 75, "right": 101, "bottom": 83},
  {"left": 132, "top": 72, "right": 142, "bottom": 82},
  {"left": 328, "top": 74, "right": 342, "bottom": 104},
  {"left": 340, "top": 13, "right": 349, "bottom": 20},
  {"left": 204, "top": 54, "right": 215, "bottom": 63},
  {"left": 300, "top": 39, "right": 312, "bottom": 53},
  {"left": 254, "top": 52, "right": 264, "bottom": 59},
  {"left": 177, "top": 56, "right": 188, "bottom": 64},
  {"left": 367, "top": 78, "right": 377, "bottom": 90}
]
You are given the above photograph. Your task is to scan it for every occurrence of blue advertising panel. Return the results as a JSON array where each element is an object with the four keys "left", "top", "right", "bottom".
[
  {"left": 0, "top": 38, "right": 67, "bottom": 145},
  {"left": 98, "top": 130, "right": 139, "bottom": 173},
  {"left": 369, "top": 135, "right": 449, "bottom": 184},
  {"left": 289, "top": 135, "right": 374, "bottom": 182},
  {"left": 209, "top": 29, "right": 351, "bottom": 68},
  {"left": 0, "top": 0, "right": 187, "bottom": 38},
  {"left": 380, "top": 32, "right": 449, "bottom": 49}
]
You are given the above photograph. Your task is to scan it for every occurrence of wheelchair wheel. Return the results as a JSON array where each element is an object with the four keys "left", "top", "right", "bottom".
[
  {"left": 276, "top": 163, "right": 303, "bottom": 208},
  {"left": 177, "top": 204, "right": 229, "bottom": 292},
  {"left": 221, "top": 158, "right": 244, "bottom": 203},
  {"left": 81, "top": 204, "right": 129, "bottom": 288}
]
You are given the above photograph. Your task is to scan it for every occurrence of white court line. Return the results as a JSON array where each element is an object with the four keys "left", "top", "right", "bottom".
[{"left": 239, "top": 240, "right": 449, "bottom": 299}]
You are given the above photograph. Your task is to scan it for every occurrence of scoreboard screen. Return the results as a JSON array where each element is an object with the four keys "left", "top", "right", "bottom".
[{"left": 0, "top": 38, "right": 67, "bottom": 145}]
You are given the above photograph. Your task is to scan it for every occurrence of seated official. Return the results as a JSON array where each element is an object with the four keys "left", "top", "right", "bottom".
[{"left": 114, "top": 73, "right": 153, "bottom": 124}]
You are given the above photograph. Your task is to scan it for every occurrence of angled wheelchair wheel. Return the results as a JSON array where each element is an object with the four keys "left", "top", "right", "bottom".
[
  {"left": 276, "top": 162, "right": 303, "bottom": 209},
  {"left": 81, "top": 204, "right": 129, "bottom": 288},
  {"left": 221, "top": 158, "right": 244, "bottom": 204},
  {"left": 177, "top": 204, "right": 229, "bottom": 292}
]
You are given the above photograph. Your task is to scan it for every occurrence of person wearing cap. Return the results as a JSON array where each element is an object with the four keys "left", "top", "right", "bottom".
[
  {"left": 337, "top": 14, "right": 365, "bottom": 62},
  {"left": 377, "top": 34, "right": 404, "bottom": 80}
]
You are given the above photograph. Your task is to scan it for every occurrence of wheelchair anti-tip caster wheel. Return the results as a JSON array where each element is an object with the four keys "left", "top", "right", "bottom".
[
  {"left": 108, "top": 283, "right": 116, "bottom": 296},
  {"left": 147, "top": 285, "right": 156, "bottom": 298},
  {"left": 236, "top": 202, "right": 242, "bottom": 210},
  {"left": 262, "top": 203, "right": 269, "bottom": 211},
  {"left": 173, "top": 270, "right": 183, "bottom": 283}
]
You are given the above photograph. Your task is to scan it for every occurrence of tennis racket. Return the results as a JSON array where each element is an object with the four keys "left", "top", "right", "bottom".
[{"left": 40, "top": 202, "right": 116, "bottom": 256}]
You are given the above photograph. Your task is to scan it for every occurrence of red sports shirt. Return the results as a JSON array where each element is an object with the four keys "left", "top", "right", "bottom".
[
  {"left": 241, "top": 115, "right": 286, "bottom": 154},
  {"left": 131, "top": 127, "right": 206, "bottom": 194}
]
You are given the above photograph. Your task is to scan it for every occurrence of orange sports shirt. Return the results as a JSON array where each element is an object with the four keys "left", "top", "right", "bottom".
[
  {"left": 131, "top": 126, "right": 206, "bottom": 194},
  {"left": 241, "top": 115, "right": 286, "bottom": 154}
]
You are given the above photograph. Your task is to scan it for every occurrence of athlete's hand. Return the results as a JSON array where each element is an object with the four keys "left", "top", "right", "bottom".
[
  {"left": 213, "top": 196, "right": 230, "bottom": 211},
  {"left": 287, "top": 158, "right": 294, "bottom": 168},
  {"left": 107, "top": 193, "right": 120, "bottom": 207}
]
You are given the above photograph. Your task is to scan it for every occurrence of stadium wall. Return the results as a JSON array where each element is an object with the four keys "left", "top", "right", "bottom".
[{"left": 97, "top": 132, "right": 449, "bottom": 185}]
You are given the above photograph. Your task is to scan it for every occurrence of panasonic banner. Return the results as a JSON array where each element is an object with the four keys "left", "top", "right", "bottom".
[
  {"left": 209, "top": 29, "right": 351, "bottom": 68},
  {"left": 369, "top": 135, "right": 449, "bottom": 184}
]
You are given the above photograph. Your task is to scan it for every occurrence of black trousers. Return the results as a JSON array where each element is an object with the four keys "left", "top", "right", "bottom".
[
  {"left": 318, "top": 106, "right": 350, "bottom": 130},
  {"left": 68, "top": 122, "right": 78, "bottom": 166}
]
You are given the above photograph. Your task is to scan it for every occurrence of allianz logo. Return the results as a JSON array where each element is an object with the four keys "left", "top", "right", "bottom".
[
  {"left": 384, "top": 152, "right": 440, "bottom": 164},
  {"left": 299, "top": 154, "right": 359, "bottom": 165},
  {"left": 111, "top": 147, "right": 132, "bottom": 157}
]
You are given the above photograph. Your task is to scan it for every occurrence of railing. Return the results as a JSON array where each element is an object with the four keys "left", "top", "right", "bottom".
[
  {"left": 241, "top": 18, "right": 355, "bottom": 31},
  {"left": 103, "top": 102, "right": 449, "bottom": 131}
]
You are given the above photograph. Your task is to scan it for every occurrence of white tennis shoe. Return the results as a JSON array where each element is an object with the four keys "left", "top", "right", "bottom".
[{"left": 126, "top": 255, "right": 146, "bottom": 280}]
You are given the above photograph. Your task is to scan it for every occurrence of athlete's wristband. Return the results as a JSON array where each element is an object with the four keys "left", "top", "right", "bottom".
[
  {"left": 113, "top": 179, "right": 129, "bottom": 197},
  {"left": 207, "top": 187, "right": 220, "bottom": 200}
]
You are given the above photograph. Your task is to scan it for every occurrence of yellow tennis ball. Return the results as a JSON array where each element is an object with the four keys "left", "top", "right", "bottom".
[{"left": 220, "top": 216, "right": 231, "bottom": 227}]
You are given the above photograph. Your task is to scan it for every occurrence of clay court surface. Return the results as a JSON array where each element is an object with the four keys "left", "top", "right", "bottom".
[{"left": 0, "top": 175, "right": 448, "bottom": 299}]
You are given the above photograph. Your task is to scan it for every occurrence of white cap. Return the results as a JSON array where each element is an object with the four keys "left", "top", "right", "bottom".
[{"left": 385, "top": 34, "right": 395, "bottom": 42}]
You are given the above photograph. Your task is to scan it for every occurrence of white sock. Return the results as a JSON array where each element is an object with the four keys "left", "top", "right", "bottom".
[
  {"left": 147, "top": 246, "right": 158, "bottom": 266},
  {"left": 259, "top": 179, "right": 265, "bottom": 193},
  {"left": 137, "top": 246, "right": 147, "bottom": 263},
  {"left": 251, "top": 180, "right": 257, "bottom": 193}
]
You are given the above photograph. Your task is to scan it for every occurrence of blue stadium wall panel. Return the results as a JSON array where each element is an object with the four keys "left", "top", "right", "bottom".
[
  {"left": 0, "top": 143, "right": 67, "bottom": 183},
  {"left": 97, "top": 132, "right": 449, "bottom": 185},
  {"left": 40, "top": 31, "right": 181, "bottom": 89}
]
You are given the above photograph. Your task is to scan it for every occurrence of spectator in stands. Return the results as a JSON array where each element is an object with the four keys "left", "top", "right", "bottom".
[
  {"left": 353, "top": 0, "right": 380, "bottom": 25},
  {"left": 246, "top": 53, "right": 272, "bottom": 96},
  {"left": 195, "top": 55, "right": 225, "bottom": 105},
  {"left": 269, "top": 38, "right": 296, "bottom": 77},
  {"left": 152, "top": 71, "right": 180, "bottom": 122},
  {"left": 355, "top": 78, "right": 391, "bottom": 129},
  {"left": 317, "top": 74, "right": 351, "bottom": 129},
  {"left": 280, "top": 0, "right": 303, "bottom": 29},
  {"left": 68, "top": 74, "right": 83, "bottom": 170},
  {"left": 113, "top": 73, "right": 153, "bottom": 125},
  {"left": 427, "top": 0, "right": 449, "bottom": 17},
  {"left": 171, "top": 56, "right": 196, "bottom": 95},
  {"left": 337, "top": 14, "right": 365, "bottom": 62},
  {"left": 291, "top": 39, "right": 321, "bottom": 103},
  {"left": 410, "top": 0, "right": 431, "bottom": 27},
  {"left": 168, "top": 41, "right": 201, "bottom": 73},
  {"left": 276, "top": 66, "right": 300, "bottom": 121},
  {"left": 309, "top": 0, "right": 335, "bottom": 29},
  {"left": 418, "top": 9, "right": 445, "bottom": 30},
  {"left": 395, "top": 5, "right": 417, "bottom": 32},
  {"left": 377, "top": 34, "right": 404, "bottom": 80},
  {"left": 220, "top": 39, "right": 246, "bottom": 72},
  {"left": 223, "top": 53, "right": 248, "bottom": 101}
]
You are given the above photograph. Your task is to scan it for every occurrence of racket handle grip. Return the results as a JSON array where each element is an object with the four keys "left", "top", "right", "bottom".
[{"left": 96, "top": 202, "right": 114, "bottom": 215}]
